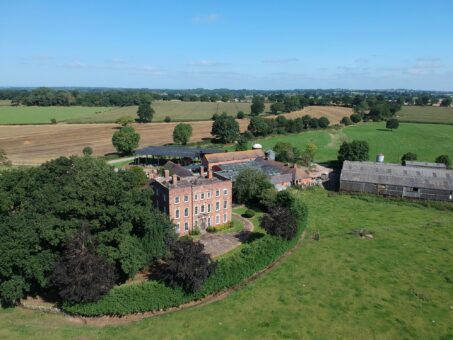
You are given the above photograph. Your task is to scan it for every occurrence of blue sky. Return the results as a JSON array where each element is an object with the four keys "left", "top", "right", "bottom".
[{"left": 1, "top": 0, "right": 453, "bottom": 90}]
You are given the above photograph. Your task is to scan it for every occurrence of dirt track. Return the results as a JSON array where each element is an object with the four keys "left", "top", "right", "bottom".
[{"left": 0, "top": 121, "right": 249, "bottom": 164}]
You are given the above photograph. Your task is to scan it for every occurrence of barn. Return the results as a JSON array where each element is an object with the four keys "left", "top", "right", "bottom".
[{"left": 340, "top": 160, "right": 453, "bottom": 201}]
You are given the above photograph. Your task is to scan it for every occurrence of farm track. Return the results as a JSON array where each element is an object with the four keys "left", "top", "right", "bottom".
[{"left": 0, "top": 121, "right": 249, "bottom": 164}]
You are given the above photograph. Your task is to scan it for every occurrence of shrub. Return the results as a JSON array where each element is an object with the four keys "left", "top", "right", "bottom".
[
  {"left": 236, "top": 111, "right": 245, "bottom": 119},
  {"left": 338, "top": 140, "right": 369, "bottom": 164},
  {"left": 62, "top": 211, "right": 307, "bottom": 316},
  {"left": 82, "top": 146, "right": 93, "bottom": 156},
  {"left": 112, "top": 126, "right": 140, "bottom": 155},
  {"left": 115, "top": 115, "right": 135, "bottom": 126},
  {"left": 164, "top": 116, "right": 172, "bottom": 123},
  {"left": 206, "top": 226, "right": 217, "bottom": 233},
  {"left": 261, "top": 206, "right": 297, "bottom": 240},
  {"left": 401, "top": 152, "right": 417, "bottom": 165},
  {"left": 155, "top": 239, "right": 216, "bottom": 293},
  {"left": 350, "top": 113, "right": 362, "bottom": 123},
  {"left": 435, "top": 155, "right": 451, "bottom": 168},
  {"left": 341, "top": 116, "right": 353, "bottom": 126},
  {"left": 318, "top": 116, "right": 330, "bottom": 128},
  {"left": 243, "top": 209, "right": 256, "bottom": 218},
  {"left": 189, "top": 228, "right": 200, "bottom": 236},
  {"left": 386, "top": 118, "right": 399, "bottom": 130},
  {"left": 50, "top": 118, "right": 57, "bottom": 124}
]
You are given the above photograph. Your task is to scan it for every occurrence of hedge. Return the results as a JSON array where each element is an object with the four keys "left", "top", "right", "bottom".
[{"left": 63, "top": 204, "right": 307, "bottom": 316}]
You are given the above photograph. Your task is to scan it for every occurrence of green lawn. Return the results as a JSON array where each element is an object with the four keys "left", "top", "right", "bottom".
[
  {"left": 248, "top": 122, "right": 453, "bottom": 164},
  {"left": 0, "top": 101, "right": 265, "bottom": 124},
  {"left": 398, "top": 106, "right": 453, "bottom": 124},
  {"left": 1, "top": 189, "right": 452, "bottom": 338}
]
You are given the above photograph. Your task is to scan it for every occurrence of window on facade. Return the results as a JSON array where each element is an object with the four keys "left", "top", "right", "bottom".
[
  {"left": 176, "top": 223, "right": 180, "bottom": 232},
  {"left": 224, "top": 189, "right": 228, "bottom": 195},
  {"left": 175, "top": 196, "right": 180, "bottom": 204},
  {"left": 163, "top": 195, "right": 166, "bottom": 202},
  {"left": 194, "top": 206, "right": 198, "bottom": 215},
  {"left": 216, "top": 189, "right": 220, "bottom": 197},
  {"left": 223, "top": 200, "right": 227, "bottom": 209},
  {"left": 175, "top": 209, "right": 180, "bottom": 219},
  {"left": 207, "top": 191, "right": 211, "bottom": 199},
  {"left": 184, "top": 195, "right": 189, "bottom": 202},
  {"left": 194, "top": 193, "right": 198, "bottom": 201},
  {"left": 195, "top": 220, "right": 198, "bottom": 227},
  {"left": 223, "top": 214, "right": 227, "bottom": 222},
  {"left": 201, "top": 193, "right": 205, "bottom": 200},
  {"left": 208, "top": 204, "right": 211, "bottom": 213},
  {"left": 201, "top": 205, "right": 205, "bottom": 213},
  {"left": 184, "top": 207, "right": 189, "bottom": 217},
  {"left": 208, "top": 218, "right": 211, "bottom": 226},
  {"left": 184, "top": 222, "right": 189, "bottom": 231},
  {"left": 216, "top": 215, "right": 220, "bottom": 224},
  {"left": 216, "top": 201, "right": 220, "bottom": 211}
]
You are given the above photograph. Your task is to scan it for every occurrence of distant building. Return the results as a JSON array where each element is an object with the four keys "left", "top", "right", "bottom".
[
  {"left": 340, "top": 160, "right": 453, "bottom": 201},
  {"left": 151, "top": 167, "right": 232, "bottom": 236},
  {"left": 202, "top": 149, "right": 265, "bottom": 170}
]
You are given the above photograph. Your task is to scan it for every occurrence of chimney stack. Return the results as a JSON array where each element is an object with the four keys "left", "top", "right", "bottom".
[
  {"left": 200, "top": 166, "right": 205, "bottom": 178},
  {"left": 164, "top": 169, "right": 170, "bottom": 181},
  {"left": 208, "top": 170, "right": 213, "bottom": 179},
  {"left": 172, "top": 174, "right": 178, "bottom": 185}
]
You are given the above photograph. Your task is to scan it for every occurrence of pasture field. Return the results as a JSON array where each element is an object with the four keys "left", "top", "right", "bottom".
[
  {"left": 398, "top": 105, "right": 453, "bottom": 124},
  {"left": 249, "top": 122, "right": 453, "bottom": 164},
  {"left": 1, "top": 189, "right": 452, "bottom": 339},
  {"left": 0, "top": 101, "right": 260, "bottom": 125},
  {"left": 0, "top": 100, "right": 11, "bottom": 106}
]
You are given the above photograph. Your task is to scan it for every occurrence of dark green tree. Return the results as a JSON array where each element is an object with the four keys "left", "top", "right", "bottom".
[
  {"left": 261, "top": 206, "right": 297, "bottom": 240},
  {"left": 435, "top": 155, "right": 451, "bottom": 168},
  {"left": 235, "top": 136, "right": 249, "bottom": 151},
  {"left": 341, "top": 116, "right": 353, "bottom": 126},
  {"left": 350, "top": 113, "right": 362, "bottom": 123},
  {"left": 386, "top": 118, "right": 399, "bottom": 130},
  {"left": 248, "top": 116, "right": 271, "bottom": 136},
  {"left": 233, "top": 168, "right": 273, "bottom": 204},
  {"left": 274, "top": 142, "right": 300, "bottom": 163},
  {"left": 318, "top": 116, "right": 330, "bottom": 128},
  {"left": 236, "top": 111, "right": 245, "bottom": 119},
  {"left": 270, "top": 102, "right": 285, "bottom": 114},
  {"left": 211, "top": 113, "right": 240, "bottom": 143},
  {"left": 251, "top": 96, "right": 265, "bottom": 115},
  {"left": 440, "top": 97, "right": 452, "bottom": 107},
  {"left": 137, "top": 101, "right": 154, "bottom": 123},
  {"left": 173, "top": 123, "right": 193, "bottom": 145},
  {"left": 82, "top": 146, "right": 93, "bottom": 156},
  {"left": 401, "top": 152, "right": 417, "bottom": 165},
  {"left": 337, "top": 140, "right": 370, "bottom": 164},
  {"left": 112, "top": 126, "right": 140, "bottom": 155}
]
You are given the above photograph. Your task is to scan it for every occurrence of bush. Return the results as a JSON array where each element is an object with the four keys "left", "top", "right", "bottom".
[
  {"left": 206, "top": 226, "right": 217, "bottom": 233},
  {"left": 189, "top": 228, "right": 200, "bottom": 236},
  {"left": 164, "top": 116, "right": 172, "bottom": 123},
  {"left": 350, "top": 113, "right": 362, "bottom": 123},
  {"left": 63, "top": 209, "right": 307, "bottom": 316},
  {"left": 50, "top": 118, "right": 57, "bottom": 124},
  {"left": 112, "top": 126, "right": 140, "bottom": 155},
  {"left": 243, "top": 209, "right": 256, "bottom": 218},
  {"left": 401, "top": 152, "right": 417, "bottom": 165},
  {"left": 386, "top": 118, "right": 399, "bottom": 130},
  {"left": 236, "top": 111, "right": 245, "bottom": 119},
  {"left": 340, "top": 116, "right": 353, "bottom": 126},
  {"left": 435, "top": 155, "right": 451, "bottom": 168},
  {"left": 82, "top": 146, "right": 93, "bottom": 156},
  {"left": 261, "top": 206, "right": 297, "bottom": 240}
]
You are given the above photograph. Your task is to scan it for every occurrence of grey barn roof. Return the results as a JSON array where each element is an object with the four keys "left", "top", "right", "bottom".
[
  {"left": 135, "top": 146, "right": 224, "bottom": 159},
  {"left": 341, "top": 161, "right": 453, "bottom": 191},
  {"left": 404, "top": 161, "right": 447, "bottom": 169}
]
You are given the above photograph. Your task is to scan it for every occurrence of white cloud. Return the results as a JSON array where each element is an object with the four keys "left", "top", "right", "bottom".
[
  {"left": 262, "top": 58, "right": 299, "bottom": 64},
  {"left": 192, "top": 13, "right": 221, "bottom": 23}
]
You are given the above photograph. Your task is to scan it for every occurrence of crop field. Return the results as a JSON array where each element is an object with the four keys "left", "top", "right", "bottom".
[
  {"left": 0, "top": 101, "right": 261, "bottom": 125},
  {"left": 398, "top": 106, "right": 453, "bottom": 124},
  {"left": 250, "top": 122, "right": 453, "bottom": 164},
  {"left": 0, "top": 120, "right": 249, "bottom": 164},
  {"left": 280, "top": 105, "right": 353, "bottom": 124},
  {"left": 1, "top": 189, "right": 452, "bottom": 339}
]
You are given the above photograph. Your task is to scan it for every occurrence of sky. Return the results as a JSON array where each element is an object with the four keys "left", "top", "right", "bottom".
[{"left": 1, "top": 0, "right": 453, "bottom": 90}]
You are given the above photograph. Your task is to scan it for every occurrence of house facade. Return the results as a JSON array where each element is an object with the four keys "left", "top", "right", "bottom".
[{"left": 151, "top": 167, "right": 233, "bottom": 236}]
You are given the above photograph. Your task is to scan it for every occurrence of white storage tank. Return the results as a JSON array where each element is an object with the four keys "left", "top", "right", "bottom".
[
  {"left": 252, "top": 143, "right": 263, "bottom": 150},
  {"left": 376, "top": 153, "right": 384, "bottom": 163}
]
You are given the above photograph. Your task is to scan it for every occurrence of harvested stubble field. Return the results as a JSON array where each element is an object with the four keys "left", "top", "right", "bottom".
[
  {"left": 0, "top": 120, "right": 249, "bottom": 164},
  {"left": 279, "top": 105, "right": 353, "bottom": 124}
]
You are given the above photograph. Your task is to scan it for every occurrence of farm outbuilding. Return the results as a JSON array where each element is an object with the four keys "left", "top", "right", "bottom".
[
  {"left": 340, "top": 161, "right": 453, "bottom": 201},
  {"left": 134, "top": 146, "right": 224, "bottom": 165}
]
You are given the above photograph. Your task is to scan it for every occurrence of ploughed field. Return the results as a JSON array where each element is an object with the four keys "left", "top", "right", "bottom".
[
  {"left": 1, "top": 189, "right": 452, "bottom": 339},
  {"left": 0, "top": 121, "right": 249, "bottom": 164}
]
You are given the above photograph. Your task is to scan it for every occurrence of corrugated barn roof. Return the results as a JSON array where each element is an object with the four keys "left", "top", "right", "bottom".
[{"left": 341, "top": 161, "right": 453, "bottom": 191}]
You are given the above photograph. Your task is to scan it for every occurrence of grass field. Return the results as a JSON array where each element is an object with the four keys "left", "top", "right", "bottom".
[
  {"left": 1, "top": 189, "right": 452, "bottom": 339},
  {"left": 398, "top": 106, "right": 453, "bottom": 124},
  {"left": 249, "top": 122, "right": 453, "bottom": 164},
  {"left": 0, "top": 101, "right": 261, "bottom": 125}
]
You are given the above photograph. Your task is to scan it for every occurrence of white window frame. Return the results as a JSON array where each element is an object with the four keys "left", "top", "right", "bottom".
[
  {"left": 216, "top": 214, "right": 220, "bottom": 225},
  {"left": 208, "top": 203, "right": 211, "bottom": 213},
  {"left": 224, "top": 189, "right": 228, "bottom": 195},
  {"left": 216, "top": 189, "right": 220, "bottom": 197},
  {"left": 184, "top": 195, "right": 189, "bottom": 203},
  {"left": 194, "top": 206, "right": 198, "bottom": 215},
  {"left": 201, "top": 204, "right": 205, "bottom": 213},
  {"left": 224, "top": 200, "right": 227, "bottom": 209},
  {"left": 184, "top": 207, "right": 189, "bottom": 217},
  {"left": 223, "top": 213, "right": 227, "bottom": 222},
  {"left": 175, "top": 196, "right": 180, "bottom": 204},
  {"left": 175, "top": 208, "right": 180, "bottom": 219},
  {"left": 216, "top": 201, "right": 220, "bottom": 211},
  {"left": 208, "top": 217, "right": 211, "bottom": 227},
  {"left": 194, "top": 193, "right": 198, "bottom": 201},
  {"left": 207, "top": 191, "right": 211, "bottom": 199},
  {"left": 176, "top": 223, "right": 180, "bottom": 232},
  {"left": 184, "top": 222, "right": 189, "bottom": 231},
  {"left": 201, "top": 193, "right": 205, "bottom": 200}
]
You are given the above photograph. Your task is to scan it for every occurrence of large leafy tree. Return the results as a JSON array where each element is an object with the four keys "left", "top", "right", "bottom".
[
  {"left": 137, "top": 101, "right": 155, "bottom": 122},
  {"left": 261, "top": 206, "right": 297, "bottom": 240},
  {"left": 274, "top": 142, "right": 300, "bottom": 163},
  {"left": 173, "top": 123, "right": 193, "bottom": 145},
  {"left": 211, "top": 112, "right": 240, "bottom": 143},
  {"left": 158, "top": 239, "right": 216, "bottom": 293},
  {"left": 401, "top": 152, "right": 417, "bottom": 165},
  {"left": 250, "top": 96, "right": 265, "bottom": 115},
  {"left": 435, "top": 155, "right": 451, "bottom": 168},
  {"left": 386, "top": 118, "right": 399, "bottom": 130},
  {"left": 248, "top": 116, "right": 272, "bottom": 137},
  {"left": 337, "top": 140, "right": 369, "bottom": 164},
  {"left": 112, "top": 126, "right": 140, "bottom": 155},
  {"left": 233, "top": 168, "right": 273, "bottom": 204},
  {"left": 51, "top": 225, "right": 117, "bottom": 304},
  {"left": 0, "top": 156, "right": 174, "bottom": 305}
]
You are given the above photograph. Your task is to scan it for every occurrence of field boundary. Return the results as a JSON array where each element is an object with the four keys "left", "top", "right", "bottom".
[{"left": 22, "top": 229, "right": 306, "bottom": 326}]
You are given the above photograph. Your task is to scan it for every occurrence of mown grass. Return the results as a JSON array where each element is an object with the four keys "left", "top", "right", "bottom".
[
  {"left": 248, "top": 122, "right": 453, "bottom": 164},
  {"left": 398, "top": 105, "right": 453, "bottom": 124},
  {"left": 1, "top": 189, "right": 452, "bottom": 338}
]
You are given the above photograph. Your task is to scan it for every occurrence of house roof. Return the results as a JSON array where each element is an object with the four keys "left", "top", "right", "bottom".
[
  {"left": 341, "top": 161, "right": 453, "bottom": 191},
  {"left": 203, "top": 149, "right": 265, "bottom": 164},
  {"left": 404, "top": 161, "right": 447, "bottom": 169},
  {"left": 163, "top": 161, "right": 193, "bottom": 177}
]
